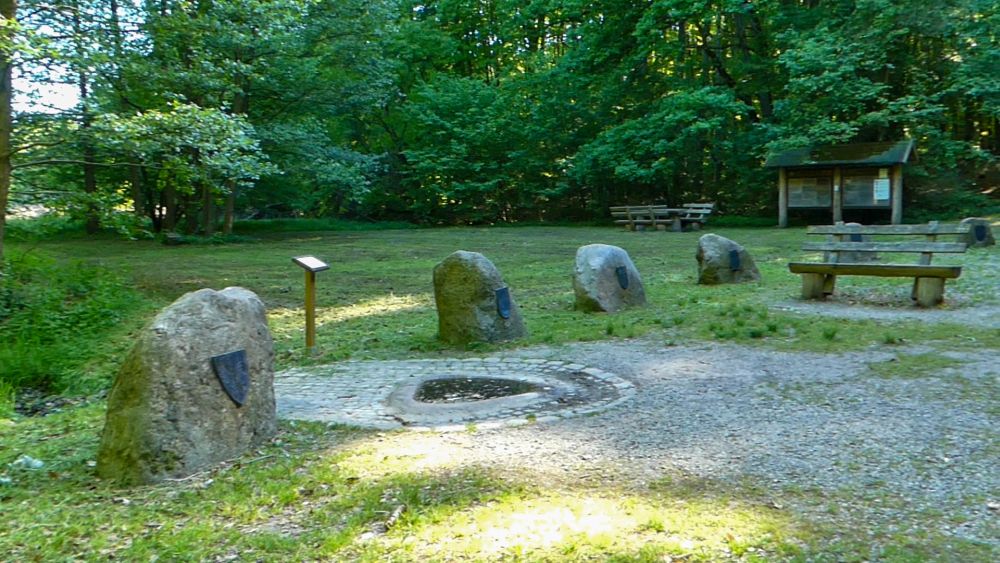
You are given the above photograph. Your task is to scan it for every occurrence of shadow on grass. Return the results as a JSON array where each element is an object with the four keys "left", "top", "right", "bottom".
[
  {"left": 4, "top": 401, "right": 995, "bottom": 561},
  {"left": 0, "top": 406, "right": 809, "bottom": 561}
]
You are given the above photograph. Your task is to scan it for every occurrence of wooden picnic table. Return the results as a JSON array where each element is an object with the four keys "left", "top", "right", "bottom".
[{"left": 610, "top": 203, "right": 715, "bottom": 231}]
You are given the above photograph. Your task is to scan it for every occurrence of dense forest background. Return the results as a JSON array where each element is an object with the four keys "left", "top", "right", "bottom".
[{"left": 1, "top": 0, "right": 998, "bottom": 249}]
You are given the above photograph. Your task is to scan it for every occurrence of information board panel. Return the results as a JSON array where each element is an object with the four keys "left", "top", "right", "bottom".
[
  {"left": 843, "top": 175, "right": 890, "bottom": 207},
  {"left": 788, "top": 177, "right": 832, "bottom": 208}
]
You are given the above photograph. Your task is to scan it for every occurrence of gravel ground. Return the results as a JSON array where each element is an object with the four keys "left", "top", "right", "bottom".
[
  {"left": 340, "top": 337, "right": 999, "bottom": 550},
  {"left": 772, "top": 300, "right": 1000, "bottom": 328}
]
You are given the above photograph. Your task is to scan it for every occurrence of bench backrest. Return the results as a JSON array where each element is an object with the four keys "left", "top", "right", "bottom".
[
  {"left": 680, "top": 202, "right": 714, "bottom": 220},
  {"left": 806, "top": 223, "right": 968, "bottom": 236},
  {"left": 610, "top": 205, "right": 673, "bottom": 219},
  {"left": 803, "top": 221, "right": 969, "bottom": 265}
]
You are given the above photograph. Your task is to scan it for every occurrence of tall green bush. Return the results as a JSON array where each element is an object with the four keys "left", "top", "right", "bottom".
[{"left": 0, "top": 253, "right": 144, "bottom": 396}]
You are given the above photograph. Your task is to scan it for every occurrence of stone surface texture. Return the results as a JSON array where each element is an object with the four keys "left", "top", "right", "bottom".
[
  {"left": 97, "top": 287, "right": 276, "bottom": 484},
  {"left": 572, "top": 244, "right": 647, "bottom": 312},
  {"left": 960, "top": 217, "right": 995, "bottom": 247},
  {"left": 838, "top": 222, "right": 880, "bottom": 262},
  {"left": 433, "top": 251, "right": 526, "bottom": 344},
  {"left": 696, "top": 233, "right": 761, "bottom": 284}
]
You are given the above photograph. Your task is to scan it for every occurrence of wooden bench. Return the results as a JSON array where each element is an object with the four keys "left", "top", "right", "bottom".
[
  {"left": 788, "top": 221, "right": 970, "bottom": 307},
  {"left": 610, "top": 202, "right": 714, "bottom": 231},
  {"left": 679, "top": 202, "right": 714, "bottom": 229}
]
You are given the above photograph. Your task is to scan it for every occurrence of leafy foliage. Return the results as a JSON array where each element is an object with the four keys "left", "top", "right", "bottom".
[
  {"left": 2, "top": 0, "right": 998, "bottom": 239},
  {"left": 96, "top": 103, "right": 276, "bottom": 194},
  {"left": 0, "top": 252, "right": 148, "bottom": 393}
]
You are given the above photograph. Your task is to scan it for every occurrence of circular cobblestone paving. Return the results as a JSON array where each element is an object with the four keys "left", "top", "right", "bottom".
[{"left": 274, "top": 358, "right": 635, "bottom": 431}]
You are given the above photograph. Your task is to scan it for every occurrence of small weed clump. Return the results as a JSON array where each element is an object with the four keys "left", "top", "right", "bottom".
[{"left": 705, "top": 304, "right": 782, "bottom": 342}]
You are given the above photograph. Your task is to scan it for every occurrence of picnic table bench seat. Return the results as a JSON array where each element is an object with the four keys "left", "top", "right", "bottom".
[{"left": 788, "top": 221, "right": 970, "bottom": 307}]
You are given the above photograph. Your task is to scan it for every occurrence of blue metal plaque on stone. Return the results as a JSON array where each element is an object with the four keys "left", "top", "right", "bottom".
[
  {"left": 495, "top": 287, "right": 512, "bottom": 319},
  {"left": 615, "top": 265, "right": 630, "bottom": 290},
  {"left": 728, "top": 249, "right": 742, "bottom": 271},
  {"left": 211, "top": 350, "right": 250, "bottom": 407}
]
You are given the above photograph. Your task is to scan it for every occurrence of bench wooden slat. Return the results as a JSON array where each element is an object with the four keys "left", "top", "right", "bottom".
[
  {"left": 788, "top": 262, "right": 962, "bottom": 279},
  {"left": 807, "top": 224, "right": 970, "bottom": 236},
  {"left": 801, "top": 241, "right": 968, "bottom": 253}
]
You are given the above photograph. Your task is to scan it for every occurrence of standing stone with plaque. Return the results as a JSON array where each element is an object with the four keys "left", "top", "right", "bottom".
[
  {"left": 572, "top": 244, "right": 647, "bottom": 313},
  {"left": 97, "top": 287, "right": 276, "bottom": 485},
  {"left": 433, "top": 251, "right": 526, "bottom": 344}
]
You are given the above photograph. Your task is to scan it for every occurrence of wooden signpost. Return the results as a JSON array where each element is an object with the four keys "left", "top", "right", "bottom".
[{"left": 292, "top": 256, "right": 329, "bottom": 352}]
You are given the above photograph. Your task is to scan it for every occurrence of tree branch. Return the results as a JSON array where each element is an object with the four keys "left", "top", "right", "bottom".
[
  {"left": 13, "top": 159, "right": 157, "bottom": 170},
  {"left": 9, "top": 139, "right": 67, "bottom": 155}
]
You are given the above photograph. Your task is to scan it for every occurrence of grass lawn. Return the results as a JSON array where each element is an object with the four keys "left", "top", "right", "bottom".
[{"left": 2, "top": 223, "right": 998, "bottom": 560}]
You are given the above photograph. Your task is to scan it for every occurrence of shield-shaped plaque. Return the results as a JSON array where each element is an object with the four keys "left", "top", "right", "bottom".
[
  {"left": 211, "top": 350, "right": 250, "bottom": 407},
  {"left": 974, "top": 224, "right": 987, "bottom": 243},
  {"left": 615, "top": 265, "right": 630, "bottom": 290},
  {"left": 728, "top": 249, "right": 742, "bottom": 272},
  {"left": 495, "top": 287, "right": 512, "bottom": 320}
]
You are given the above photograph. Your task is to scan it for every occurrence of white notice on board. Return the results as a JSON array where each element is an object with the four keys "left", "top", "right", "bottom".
[{"left": 873, "top": 179, "right": 890, "bottom": 201}]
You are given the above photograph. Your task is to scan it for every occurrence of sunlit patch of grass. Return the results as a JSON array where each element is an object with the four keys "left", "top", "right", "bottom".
[
  {"left": 314, "top": 293, "right": 431, "bottom": 325},
  {"left": 307, "top": 434, "right": 812, "bottom": 560},
  {"left": 360, "top": 481, "right": 806, "bottom": 561}
]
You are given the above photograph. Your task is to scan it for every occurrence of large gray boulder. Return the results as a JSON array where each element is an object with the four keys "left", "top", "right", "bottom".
[
  {"left": 97, "top": 287, "right": 276, "bottom": 484},
  {"left": 696, "top": 234, "right": 761, "bottom": 284},
  {"left": 960, "top": 217, "right": 995, "bottom": 247},
  {"left": 573, "top": 244, "right": 646, "bottom": 312},
  {"left": 433, "top": 251, "right": 526, "bottom": 344}
]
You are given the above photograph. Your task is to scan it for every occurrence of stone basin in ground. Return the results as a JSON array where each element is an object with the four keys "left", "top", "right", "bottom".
[{"left": 274, "top": 358, "right": 635, "bottom": 431}]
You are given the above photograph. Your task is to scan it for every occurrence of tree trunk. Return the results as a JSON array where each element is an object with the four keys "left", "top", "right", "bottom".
[
  {"left": 81, "top": 128, "right": 99, "bottom": 233},
  {"left": 0, "top": 0, "right": 16, "bottom": 266},
  {"left": 73, "top": 2, "right": 100, "bottom": 234},
  {"left": 223, "top": 57, "right": 251, "bottom": 235},
  {"left": 201, "top": 182, "right": 215, "bottom": 236},
  {"left": 163, "top": 182, "right": 177, "bottom": 232},
  {"left": 223, "top": 181, "right": 236, "bottom": 234},
  {"left": 130, "top": 164, "right": 144, "bottom": 216}
]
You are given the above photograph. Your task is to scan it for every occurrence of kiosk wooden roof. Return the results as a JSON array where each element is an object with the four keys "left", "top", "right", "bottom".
[{"left": 765, "top": 140, "right": 915, "bottom": 227}]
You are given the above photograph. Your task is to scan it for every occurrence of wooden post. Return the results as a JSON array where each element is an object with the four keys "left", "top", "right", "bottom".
[
  {"left": 913, "top": 278, "right": 944, "bottom": 307},
  {"left": 292, "top": 255, "right": 328, "bottom": 353},
  {"left": 832, "top": 167, "right": 843, "bottom": 223},
  {"left": 778, "top": 168, "right": 788, "bottom": 228},
  {"left": 304, "top": 270, "right": 316, "bottom": 351},
  {"left": 891, "top": 164, "right": 903, "bottom": 224},
  {"left": 801, "top": 274, "right": 829, "bottom": 299}
]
